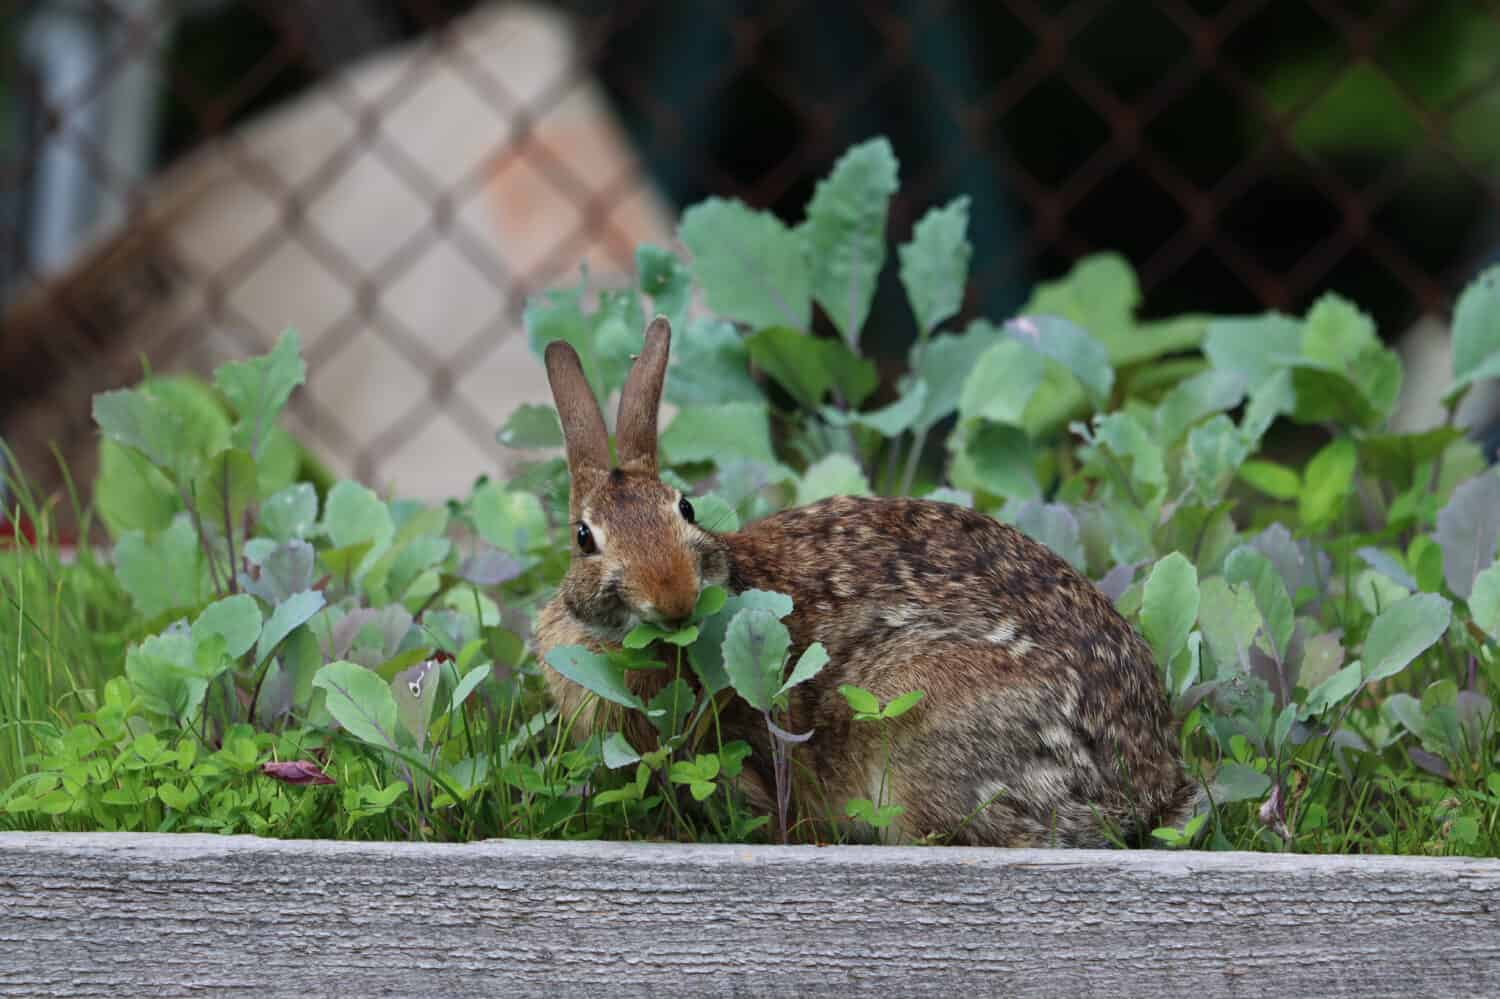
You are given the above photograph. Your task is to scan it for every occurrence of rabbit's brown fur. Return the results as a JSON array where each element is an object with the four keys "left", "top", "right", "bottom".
[{"left": 533, "top": 317, "right": 1201, "bottom": 847}]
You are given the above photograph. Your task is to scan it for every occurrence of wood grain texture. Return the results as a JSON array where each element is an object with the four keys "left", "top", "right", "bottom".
[{"left": 1, "top": 832, "right": 1498, "bottom": 998}]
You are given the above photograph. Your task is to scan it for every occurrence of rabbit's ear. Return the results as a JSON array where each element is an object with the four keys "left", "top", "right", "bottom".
[
  {"left": 544, "top": 339, "right": 610, "bottom": 520},
  {"left": 615, "top": 315, "right": 671, "bottom": 476}
]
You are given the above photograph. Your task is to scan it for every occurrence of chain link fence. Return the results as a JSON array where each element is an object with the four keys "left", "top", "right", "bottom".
[{"left": 4, "top": 0, "right": 1500, "bottom": 526}]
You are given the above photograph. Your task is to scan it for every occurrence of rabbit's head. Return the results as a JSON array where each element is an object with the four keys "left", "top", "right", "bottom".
[{"left": 543, "top": 317, "right": 731, "bottom": 641}]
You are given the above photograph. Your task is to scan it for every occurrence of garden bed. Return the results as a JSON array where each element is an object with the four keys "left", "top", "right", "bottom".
[{"left": 1, "top": 832, "right": 1498, "bottom": 997}]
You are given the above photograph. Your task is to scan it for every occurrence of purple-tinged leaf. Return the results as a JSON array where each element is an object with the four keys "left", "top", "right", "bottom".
[
  {"left": 458, "top": 548, "right": 524, "bottom": 586},
  {"left": 327, "top": 606, "right": 414, "bottom": 666},
  {"left": 240, "top": 539, "right": 316, "bottom": 606},
  {"left": 1250, "top": 523, "right": 1331, "bottom": 610},
  {"left": 1434, "top": 470, "right": 1500, "bottom": 598},
  {"left": 1008, "top": 500, "right": 1086, "bottom": 573},
  {"left": 260, "top": 759, "right": 334, "bottom": 786},
  {"left": 1356, "top": 546, "right": 1417, "bottom": 593},
  {"left": 1408, "top": 748, "right": 1452, "bottom": 780},
  {"left": 1096, "top": 560, "right": 1143, "bottom": 603},
  {"left": 765, "top": 717, "right": 814, "bottom": 744}
]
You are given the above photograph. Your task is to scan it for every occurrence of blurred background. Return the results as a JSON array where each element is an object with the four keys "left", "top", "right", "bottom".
[{"left": 4, "top": 0, "right": 1500, "bottom": 530}]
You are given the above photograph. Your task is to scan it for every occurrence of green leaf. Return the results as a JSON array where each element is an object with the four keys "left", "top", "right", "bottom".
[
  {"left": 722, "top": 607, "right": 792, "bottom": 712},
  {"left": 1157, "top": 369, "right": 1248, "bottom": 444},
  {"left": 1203, "top": 314, "right": 1303, "bottom": 389},
  {"left": 113, "top": 517, "right": 211, "bottom": 619},
  {"left": 623, "top": 622, "right": 699, "bottom": 649},
  {"left": 544, "top": 645, "right": 645, "bottom": 711},
  {"left": 744, "top": 326, "right": 878, "bottom": 409},
  {"left": 256, "top": 590, "right": 326, "bottom": 666},
  {"left": 636, "top": 243, "right": 692, "bottom": 330},
  {"left": 191, "top": 594, "right": 263, "bottom": 660},
  {"left": 471, "top": 483, "right": 548, "bottom": 556},
  {"left": 649, "top": 678, "right": 696, "bottom": 741},
  {"left": 882, "top": 689, "right": 925, "bottom": 719},
  {"left": 1298, "top": 438, "right": 1357, "bottom": 530},
  {"left": 1471, "top": 564, "right": 1500, "bottom": 642},
  {"left": 778, "top": 642, "right": 829, "bottom": 697},
  {"left": 1446, "top": 268, "right": 1500, "bottom": 396},
  {"left": 312, "top": 661, "right": 402, "bottom": 750},
  {"left": 796, "top": 453, "right": 871, "bottom": 505},
  {"left": 391, "top": 659, "right": 440, "bottom": 749},
  {"left": 1302, "top": 293, "right": 1379, "bottom": 366},
  {"left": 1006, "top": 315, "right": 1114, "bottom": 409},
  {"left": 954, "top": 423, "right": 1039, "bottom": 501},
  {"left": 1238, "top": 460, "right": 1301, "bottom": 501},
  {"left": 660, "top": 402, "right": 779, "bottom": 469},
  {"left": 1362, "top": 593, "right": 1451, "bottom": 683},
  {"left": 849, "top": 380, "right": 927, "bottom": 438},
  {"left": 899, "top": 195, "right": 971, "bottom": 337},
  {"left": 447, "top": 665, "right": 490, "bottom": 715},
  {"left": 94, "top": 440, "right": 179, "bottom": 536},
  {"left": 1197, "top": 577, "right": 1262, "bottom": 676},
  {"left": 601, "top": 731, "right": 641, "bottom": 770},
  {"left": 957, "top": 340, "right": 1048, "bottom": 425},
  {"left": 687, "top": 494, "right": 741, "bottom": 534},
  {"left": 798, "top": 137, "right": 899, "bottom": 345},
  {"left": 1019, "top": 253, "right": 1140, "bottom": 362},
  {"left": 259, "top": 483, "right": 318, "bottom": 541},
  {"left": 1008, "top": 501, "right": 1086, "bottom": 573},
  {"left": 322, "top": 481, "right": 394, "bottom": 551},
  {"left": 838, "top": 684, "right": 881, "bottom": 717},
  {"left": 910, "top": 321, "right": 996, "bottom": 432},
  {"left": 1140, "top": 552, "right": 1199, "bottom": 666},
  {"left": 665, "top": 318, "right": 764, "bottom": 407},
  {"left": 1224, "top": 548, "right": 1294, "bottom": 661},
  {"left": 1303, "top": 662, "right": 1364, "bottom": 717},
  {"left": 193, "top": 448, "right": 257, "bottom": 532},
  {"left": 694, "top": 585, "right": 729, "bottom": 620},
  {"left": 497, "top": 404, "right": 563, "bottom": 450},
  {"left": 689, "top": 589, "right": 793, "bottom": 696},
  {"left": 213, "top": 331, "right": 306, "bottom": 457},
  {"left": 1090, "top": 410, "right": 1166, "bottom": 492},
  {"left": 678, "top": 197, "right": 810, "bottom": 331},
  {"left": 1434, "top": 470, "right": 1500, "bottom": 599},
  {"left": 126, "top": 633, "right": 216, "bottom": 721},
  {"left": 92, "top": 385, "right": 196, "bottom": 483},
  {"left": 1210, "top": 762, "right": 1271, "bottom": 804},
  {"left": 1183, "top": 415, "right": 1250, "bottom": 503}
]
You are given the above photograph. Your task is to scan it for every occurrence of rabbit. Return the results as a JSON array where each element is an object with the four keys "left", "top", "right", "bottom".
[{"left": 532, "top": 315, "right": 1203, "bottom": 848}]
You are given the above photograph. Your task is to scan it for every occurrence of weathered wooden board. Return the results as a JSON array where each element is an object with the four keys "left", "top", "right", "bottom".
[{"left": 1, "top": 832, "right": 1497, "bottom": 998}]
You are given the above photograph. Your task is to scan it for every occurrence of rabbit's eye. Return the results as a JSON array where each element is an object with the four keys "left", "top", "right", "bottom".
[
  {"left": 678, "top": 497, "right": 695, "bottom": 524},
  {"left": 576, "top": 522, "right": 597, "bottom": 555}
]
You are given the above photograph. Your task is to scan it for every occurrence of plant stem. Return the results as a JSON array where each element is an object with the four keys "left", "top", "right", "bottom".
[{"left": 898, "top": 426, "right": 929, "bottom": 497}]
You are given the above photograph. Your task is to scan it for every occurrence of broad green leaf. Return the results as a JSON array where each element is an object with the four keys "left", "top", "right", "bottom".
[
  {"left": 1297, "top": 631, "right": 1345, "bottom": 690},
  {"left": 191, "top": 594, "right": 262, "bottom": 660},
  {"left": 1006, "top": 315, "right": 1114, "bottom": 409},
  {"left": 243, "top": 539, "right": 316, "bottom": 605},
  {"left": 471, "top": 483, "right": 548, "bottom": 556},
  {"left": 636, "top": 243, "right": 692, "bottom": 330},
  {"left": 798, "top": 137, "right": 899, "bottom": 345},
  {"left": 1008, "top": 501, "right": 1086, "bottom": 573},
  {"left": 92, "top": 377, "right": 227, "bottom": 484},
  {"left": 601, "top": 731, "right": 641, "bottom": 769},
  {"left": 496, "top": 404, "right": 563, "bottom": 450},
  {"left": 1140, "top": 552, "right": 1199, "bottom": 666},
  {"left": 447, "top": 665, "right": 491, "bottom": 715},
  {"left": 666, "top": 318, "right": 764, "bottom": 407},
  {"left": 899, "top": 195, "right": 971, "bottom": 336},
  {"left": 678, "top": 197, "right": 810, "bottom": 331},
  {"left": 1471, "top": 564, "right": 1500, "bottom": 642},
  {"left": 1301, "top": 293, "right": 1380, "bottom": 367},
  {"left": 1238, "top": 460, "right": 1300, "bottom": 501},
  {"left": 94, "top": 440, "right": 178, "bottom": 536},
  {"left": 954, "top": 423, "right": 1039, "bottom": 501},
  {"left": 1302, "top": 662, "right": 1363, "bottom": 717},
  {"left": 1298, "top": 437, "right": 1357, "bottom": 530},
  {"left": 126, "top": 633, "right": 216, "bottom": 721},
  {"left": 322, "top": 481, "right": 394, "bottom": 551},
  {"left": 544, "top": 645, "right": 645, "bottom": 711},
  {"left": 256, "top": 590, "right": 326, "bottom": 666},
  {"left": 839, "top": 684, "right": 881, "bottom": 716},
  {"left": 689, "top": 588, "right": 794, "bottom": 697},
  {"left": 882, "top": 689, "right": 925, "bottom": 718},
  {"left": 660, "top": 402, "right": 779, "bottom": 469},
  {"left": 1210, "top": 762, "right": 1270, "bottom": 803},
  {"left": 1198, "top": 577, "right": 1262, "bottom": 676},
  {"left": 796, "top": 453, "right": 871, "bottom": 505},
  {"left": 1203, "top": 314, "right": 1302, "bottom": 388},
  {"left": 213, "top": 331, "right": 306, "bottom": 457},
  {"left": 312, "top": 661, "right": 402, "bottom": 750},
  {"left": 1091, "top": 410, "right": 1166, "bottom": 491},
  {"left": 1354, "top": 568, "right": 1410, "bottom": 617},
  {"left": 649, "top": 678, "right": 696, "bottom": 741},
  {"left": 391, "top": 659, "right": 440, "bottom": 749},
  {"left": 1224, "top": 548, "right": 1294, "bottom": 661},
  {"left": 1183, "top": 415, "right": 1250, "bottom": 503},
  {"left": 1240, "top": 369, "right": 1296, "bottom": 446},
  {"left": 113, "top": 517, "right": 211, "bottom": 619},
  {"left": 744, "top": 326, "right": 878, "bottom": 409},
  {"left": 259, "top": 483, "right": 318, "bottom": 541},
  {"left": 910, "top": 321, "right": 997, "bottom": 431},
  {"left": 192, "top": 448, "right": 257, "bottom": 533},
  {"left": 1434, "top": 470, "right": 1500, "bottom": 599},
  {"left": 1363, "top": 593, "right": 1452, "bottom": 683},
  {"left": 687, "top": 494, "right": 740, "bottom": 534},
  {"left": 1157, "top": 369, "right": 1247, "bottom": 444},
  {"left": 722, "top": 607, "right": 792, "bottom": 712},
  {"left": 850, "top": 379, "right": 927, "bottom": 438},
  {"left": 778, "top": 642, "right": 829, "bottom": 697},
  {"left": 958, "top": 340, "right": 1047, "bottom": 424},
  {"left": 623, "top": 622, "right": 699, "bottom": 649},
  {"left": 1019, "top": 253, "right": 1140, "bottom": 361}
]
